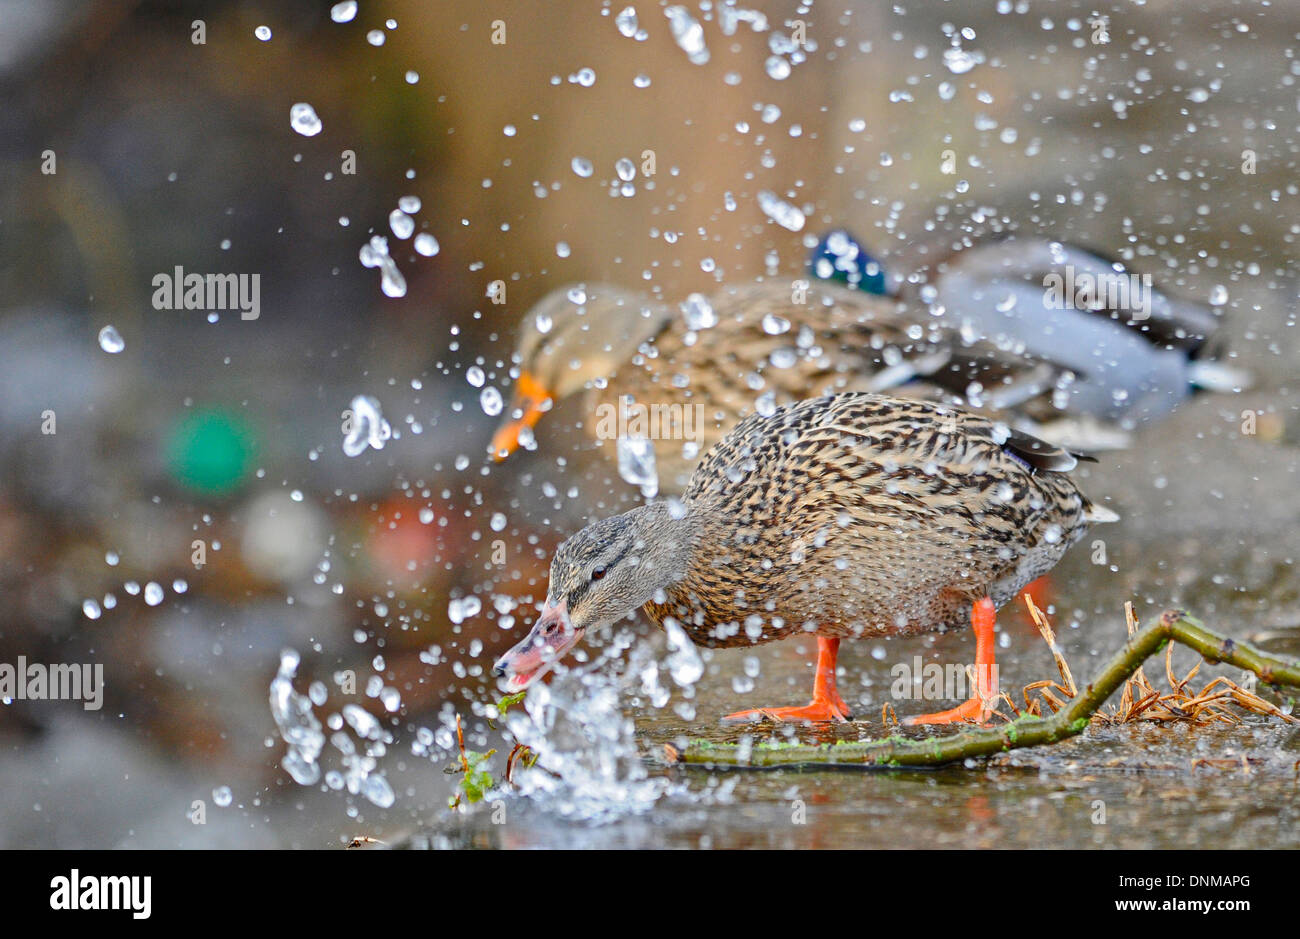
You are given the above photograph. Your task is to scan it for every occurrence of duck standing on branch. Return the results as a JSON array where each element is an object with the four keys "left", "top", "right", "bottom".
[{"left": 492, "top": 392, "right": 1118, "bottom": 725}]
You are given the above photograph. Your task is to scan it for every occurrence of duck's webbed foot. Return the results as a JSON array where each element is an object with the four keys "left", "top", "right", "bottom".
[
  {"left": 722, "top": 698, "right": 851, "bottom": 725},
  {"left": 721, "top": 636, "right": 851, "bottom": 724},
  {"left": 904, "top": 596, "right": 1000, "bottom": 727}
]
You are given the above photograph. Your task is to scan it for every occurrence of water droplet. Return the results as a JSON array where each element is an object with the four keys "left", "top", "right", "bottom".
[
  {"left": 466, "top": 365, "right": 485, "bottom": 387},
  {"left": 398, "top": 195, "right": 421, "bottom": 213},
  {"left": 254, "top": 25, "right": 272, "bottom": 41},
  {"left": 289, "top": 102, "right": 322, "bottom": 137},
  {"left": 571, "top": 157, "right": 594, "bottom": 178},
  {"left": 358, "top": 235, "right": 407, "bottom": 297},
  {"left": 765, "top": 56, "right": 792, "bottom": 80},
  {"left": 681, "top": 293, "right": 716, "bottom": 330},
  {"left": 616, "top": 6, "right": 638, "bottom": 38},
  {"left": 366, "top": 29, "right": 385, "bottom": 46},
  {"left": 616, "top": 435, "right": 659, "bottom": 497},
  {"left": 943, "top": 46, "right": 985, "bottom": 74},
  {"left": 1209, "top": 284, "right": 1228, "bottom": 306},
  {"left": 665, "top": 6, "right": 709, "bottom": 64},
  {"left": 762, "top": 313, "right": 790, "bottom": 335},
  {"left": 756, "top": 190, "right": 805, "bottom": 232},
  {"left": 82, "top": 599, "right": 101, "bottom": 620},
  {"left": 615, "top": 157, "right": 636, "bottom": 182},
  {"left": 663, "top": 619, "right": 703, "bottom": 686},
  {"left": 480, "top": 386, "right": 504, "bottom": 417},
  {"left": 144, "top": 582, "right": 164, "bottom": 606},
  {"left": 389, "top": 209, "right": 415, "bottom": 240},
  {"left": 413, "top": 232, "right": 439, "bottom": 257},
  {"left": 448, "top": 595, "right": 482, "bottom": 624},
  {"left": 330, "top": 1, "right": 357, "bottom": 23},
  {"left": 213, "top": 785, "right": 233, "bottom": 807},
  {"left": 97, "top": 325, "right": 124, "bottom": 354},
  {"left": 769, "top": 347, "right": 797, "bottom": 369},
  {"left": 342, "top": 394, "right": 392, "bottom": 457}
]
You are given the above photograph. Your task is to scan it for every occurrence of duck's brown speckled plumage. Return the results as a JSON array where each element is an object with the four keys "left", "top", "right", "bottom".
[
  {"left": 639, "top": 392, "right": 1110, "bottom": 648},
  {"left": 585, "top": 282, "right": 932, "bottom": 489},
  {"left": 493, "top": 391, "right": 1117, "bottom": 721},
  {"left": 498, "top": 279, "right": 1117, "bottom": 493}
]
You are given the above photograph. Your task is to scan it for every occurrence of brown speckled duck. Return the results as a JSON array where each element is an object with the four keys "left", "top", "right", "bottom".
[
  {"left": 490, "top": 280, "right": 1091, "bottom": 495},
  {"left": 490, "top": 280, "right": 929, "bottom": 493},
  {"left": 493, "top": 392, "right": 1118, "bottom": 724}
]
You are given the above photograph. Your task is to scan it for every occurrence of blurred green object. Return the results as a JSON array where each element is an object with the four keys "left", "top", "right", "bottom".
[{"left": 164, "top": 408, "right": 257, "bottom": 496}]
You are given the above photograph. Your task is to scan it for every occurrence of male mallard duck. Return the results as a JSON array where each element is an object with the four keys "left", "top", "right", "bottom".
[
  {"left": 812, "top": 229, "right": 1249, "bottom": 447},
  {"left": 492, "top": 392, "right": 1118, "bottom": 724}
]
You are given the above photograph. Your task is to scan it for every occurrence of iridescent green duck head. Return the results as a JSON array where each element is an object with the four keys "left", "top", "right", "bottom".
[
  {"left": 809, "top": 229, "right": 901, "bottom": 297},
  {"left": 490, "top": 284, "right": 670, "bottom": 460}
]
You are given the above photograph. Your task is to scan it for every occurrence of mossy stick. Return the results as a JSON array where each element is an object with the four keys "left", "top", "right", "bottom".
[{"left": 665, "top": 609, "right": 1300, "bottom": 769}]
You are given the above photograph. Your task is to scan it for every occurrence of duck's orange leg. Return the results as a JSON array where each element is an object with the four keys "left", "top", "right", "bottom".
[
  {"left": 723, "top": 637, "right": 851, "bottom": 724},
  {"left": 904, "top": 597, "right": 1000, "bottom": 726},
  {"left": 1017, "top": 576, "right": 1053, "bottom": 624}
]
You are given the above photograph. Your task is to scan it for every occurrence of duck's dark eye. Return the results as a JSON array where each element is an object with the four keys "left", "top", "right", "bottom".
[{"left": 591, "top": 567, "right": 606, "bottom": 581}]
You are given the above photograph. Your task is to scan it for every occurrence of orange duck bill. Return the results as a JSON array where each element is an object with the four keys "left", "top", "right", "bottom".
[
  {"left": 489, "top": 372, "right": 551, "bottom": 461},
  {"left": 491, "top": 601, "right": 584, "bottom": 693}
]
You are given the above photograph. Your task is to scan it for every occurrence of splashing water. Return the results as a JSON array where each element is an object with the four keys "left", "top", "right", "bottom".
[
  {"left": 268, "top": 649, "right": 325, "bottom": 786},
  {"left": 617, "top": 436, "right": 659, "bottom": 498},
  {"left": 342, "top": 394, "right": 392, "bottom": 456},
  {"left": 665, "top": 6, "right": 709, "bottom": 65},
  {"left": 504, "top": 630, "right": 676, "bottom": 823},
  {"left": 358, "top": 235, "right": 407, "bottom": 297},
  {"left": 268, "top": 650, "right": 396, "bottom": 808},
  {"left": 615, "top": 396, "right": 659, "bottom": 497}
]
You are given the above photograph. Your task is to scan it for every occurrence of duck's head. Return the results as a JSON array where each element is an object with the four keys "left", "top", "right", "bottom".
[
  {"left": 809, "top": 229, "right": 899, "bottom": 297},
  {"left": 489, "top": 284, "right": 670, "bottom": 461},
  {"left": 491, "top": 504, "right": 689, "bottom": 691}
]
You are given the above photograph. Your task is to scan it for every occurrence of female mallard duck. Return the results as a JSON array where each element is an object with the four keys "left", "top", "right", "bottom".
[
  {"left": 489, "top": 279, "right": 937, "bottom": 494},
  {"left": 492, "top": 392, "right": 1118, "bottom": 724},
  {"left": 812, "top": 229, "right": 1248, "bottom": 444}
]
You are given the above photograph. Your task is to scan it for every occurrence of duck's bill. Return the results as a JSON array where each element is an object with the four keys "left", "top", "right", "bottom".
[
  {"left": 491, "top": 602, "right": 583, "bottom": 692},
  {"left": 489, "top": 373, "right": 551, "bottom": 461}
]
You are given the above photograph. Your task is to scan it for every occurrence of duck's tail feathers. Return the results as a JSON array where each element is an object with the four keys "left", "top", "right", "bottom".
[
  {"left": 1084, "top": 502, "right": 1121, "bottom": 525},
  {"left": 1188, "top": 359, "right": 1253, "bottom": 393}
]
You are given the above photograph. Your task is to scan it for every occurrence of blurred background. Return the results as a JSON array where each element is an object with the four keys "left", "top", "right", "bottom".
[{"left": 0, "top": 0, "right": 1296, "bottom": 848}]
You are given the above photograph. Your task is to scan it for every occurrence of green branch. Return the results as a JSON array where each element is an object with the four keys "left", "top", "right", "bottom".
[{"left": 666, "top": 610, "right": 1300, "bottom": 770}]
